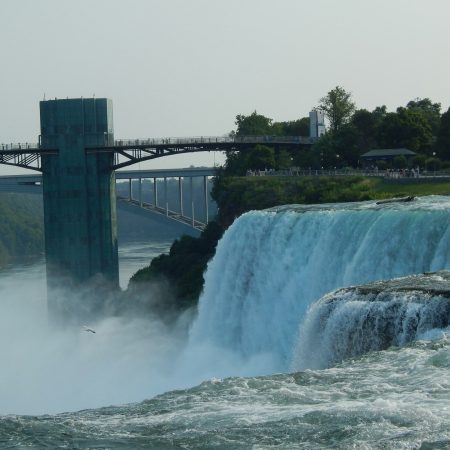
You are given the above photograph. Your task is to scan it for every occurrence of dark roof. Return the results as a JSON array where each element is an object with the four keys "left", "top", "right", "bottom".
[{"left": 361, "top": 148, "right": 416, "bottom": 159}]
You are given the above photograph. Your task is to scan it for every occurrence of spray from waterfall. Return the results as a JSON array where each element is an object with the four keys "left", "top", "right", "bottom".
[
  {"left": 190, "top": 196, "right": 450, "bottom": 369},
  {"left": 292, "top": 271, "right": 450, "bottom": 370}
]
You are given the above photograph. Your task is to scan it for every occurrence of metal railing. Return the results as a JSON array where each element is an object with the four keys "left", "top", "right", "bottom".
[
  {"left": 0, "top": 143, "right": 40, "bottom": 151},
  {"left": 246, "top": 168, "right": 450, "bottom": 178},
  {"left": 111, "top": 135, "right": 313, "bottom": 147},
  {"left": 0, "top": 135, "right": 313, "bottom": 151}
]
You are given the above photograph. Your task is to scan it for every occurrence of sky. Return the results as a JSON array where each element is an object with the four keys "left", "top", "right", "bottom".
[{"left": 1, "top": 0, "right": 450, "bottom": 174}]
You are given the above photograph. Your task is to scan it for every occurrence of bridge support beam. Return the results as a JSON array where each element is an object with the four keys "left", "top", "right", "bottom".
[
  {"left": 153, "top": 177, "right": 158, "bottom": 208},
  {"left": 164, "top": 177, "right": 168, "bottom": 216},
  {"left": 178, "top": 176, "right": 183, "bottom": 217},
  {"left": 190, "top": 177, "right": 194, "bottom": 227},
  {"left": 40, "top": 98, "right": 118, "bottom": 319},
  {"left": 203, "top": 176, "right": 209, "bottom": 225}
]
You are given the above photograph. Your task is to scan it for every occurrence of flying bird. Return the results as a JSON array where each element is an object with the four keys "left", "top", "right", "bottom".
[{"left": 82, "top": 326, "right": 96, "bottom": 334}]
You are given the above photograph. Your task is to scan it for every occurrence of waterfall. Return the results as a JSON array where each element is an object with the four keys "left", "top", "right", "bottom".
[
  {"left": 292, "top": 271, "right": 450, "bottom": 370},
  {"left": 189, "top": 196, "right": 450, "bottom": 370}
]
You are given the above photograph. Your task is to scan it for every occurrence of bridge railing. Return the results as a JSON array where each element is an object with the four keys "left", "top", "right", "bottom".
[
  {"left": 1, "top": 136, "right": 314, "bottom": 151},
  {"left": 0, "top": 143, "right": 40, "bottom": 151},
  {"left": 112, "top": 135, "right": 313, "bottom": 147}
]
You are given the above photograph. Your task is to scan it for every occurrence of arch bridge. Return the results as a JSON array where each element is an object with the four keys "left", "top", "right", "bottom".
[{"left": 0, "top": 135, "right": 312, "bottom": 172}]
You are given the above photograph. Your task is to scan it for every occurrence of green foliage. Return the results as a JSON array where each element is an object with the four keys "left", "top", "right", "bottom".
[
  {"left": 129, "top": 221, "right": 224, "bottom": 309},
  {"left": 425, "top": 157, "right": 442, "bottom": 171},
  {"left": 292, "top": 148, "right": 321, "bottom": 169},
  {"left": 212, "top": 176, "right": 376, "bottom": 228},
  {"left": 235, "top": 111, "right": 273, "bottom": 136},
  {"left": 411, "top": 154, "right": 427, "bottom": 169},
  {"left": 406, "top": 98, "right": 441, "bottom": 135},
  {"left": 0, "top": 194, "right": 44, "bottom": 266},
  {"left": 276, "top": 149, "right": 293, "bottom": 169},
  {"left": 393, "top": 155, "right": 408, "bottom": 169},
  {"left": 375, "top": 160, "right": 388, "bottom": 170},
  {"left": 272, "top": 117, "right": 310, "bottom": 136},
  {"left": 246, "top": 145, "right": 276, "bottom": 170},
  {"left": 350, "top": 108, "right": 383, "bottom": 151},
  {"left": 318, "top": 86, "right": 356, "bottom": 133},
  {"left": 435, "top": 107, "right": 450, "bottom": 160},
  {"left": 235, "top": 111, "right": 310, "bottom": 138},
  {"left": 378, "top": 108, "right": 433, "bottom": 152}
]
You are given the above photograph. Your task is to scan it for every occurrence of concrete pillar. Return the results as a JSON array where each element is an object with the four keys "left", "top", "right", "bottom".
[
  {"left": 128, "top": 178, "right": 132, "bottom": 201},
  {"left": 164, "top": 177, "right": 168, "bottom": 216},
  {"left": 138, "top": 178, "right": 143, "bottom": 207},
  {"left": 40, "top": 98, "right": 118, "bottom": 319},
  {"left": 190, "top": 176, "right": 194, "bottom": 227},
  {"left": 153, "top": 177, "right": 158, "bottom": 208},
  {"left": 178, "top": 176, "right": 183, "bottom": 216},
  {"left": 203, "top": 176, "right": 209, "bottom": 224}
]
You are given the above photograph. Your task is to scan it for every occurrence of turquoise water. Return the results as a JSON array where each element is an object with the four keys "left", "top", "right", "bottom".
[
  {"left": 2, "top": 197, "right": 450, "bottom": 448},
  {"left": 2, "top": 339, "right": 450, "bottom": 449}
]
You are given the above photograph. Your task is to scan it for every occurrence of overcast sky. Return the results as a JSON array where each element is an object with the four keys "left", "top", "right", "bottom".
[{"left": 1, "top": 0, "right": 449, "bottom": 173}]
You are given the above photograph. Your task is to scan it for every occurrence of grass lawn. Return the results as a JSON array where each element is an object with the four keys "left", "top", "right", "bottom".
[{"left": 368, "top": 177, "right": 450, "bottom": 198}]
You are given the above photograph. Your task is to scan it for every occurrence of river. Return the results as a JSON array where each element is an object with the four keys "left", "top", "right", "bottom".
[{"left": 1, "top": 197, "right": 450, "bottom": 449}]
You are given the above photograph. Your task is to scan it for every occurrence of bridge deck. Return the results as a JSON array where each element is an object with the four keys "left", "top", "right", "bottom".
[{"left": 0, "top": 136, "right": 312, "bottom": 171}]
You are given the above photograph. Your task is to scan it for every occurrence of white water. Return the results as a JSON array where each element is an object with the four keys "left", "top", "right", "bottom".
[
  {"left": 190, "top": 196, "right": 450, "bottom": 370},
  {"left": 2, "top": 196, "right": 450, "bottom": 417},
  {"left": 293, "top": 271, "right": 450, "bottom": 370}
]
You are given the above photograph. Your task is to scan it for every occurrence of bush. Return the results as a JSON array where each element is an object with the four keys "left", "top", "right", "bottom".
[
  {"left": 425, "top": 157, "right": 442, "bottom": 171},
  {"left": 393, "top": 155, "right": 408, "bottom": 169}
]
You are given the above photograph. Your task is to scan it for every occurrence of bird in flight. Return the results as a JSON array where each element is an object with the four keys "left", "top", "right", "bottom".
[{"left": 82, "top": 325, "right": 96, "bottom": 334}]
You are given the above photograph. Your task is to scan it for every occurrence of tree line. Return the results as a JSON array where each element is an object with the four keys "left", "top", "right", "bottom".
[
  {"left": 0, "top": 194, "right": 44, "bottom": 266},
  {"left": 225, "top": 87, "right": 450, "bottom": 174}
]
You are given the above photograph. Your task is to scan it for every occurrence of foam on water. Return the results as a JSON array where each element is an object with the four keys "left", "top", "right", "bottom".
[
  {"left": 293, "top": 271, "right": 450, "bottom": 370},
  {"left": 2, "top": 196, "right": 450, "bottom": 446},
  {"left": 190, "top": 196, "right": 450, "bottom": 370},
  {"left": 3, "top": 339, "right": 450, "bottom": 448}
]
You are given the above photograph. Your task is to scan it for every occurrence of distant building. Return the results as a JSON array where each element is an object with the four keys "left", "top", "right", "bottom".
[
  {"left": 360, "top": 148, "right": 416, "bottom": 165},
  {"left": 309, "top": 110, "right": 326, "bottom": 139}
]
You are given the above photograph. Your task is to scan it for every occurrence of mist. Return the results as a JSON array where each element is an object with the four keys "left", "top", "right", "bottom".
[{"left": 0, "top": 262, "right": 276, "bottom": 416}]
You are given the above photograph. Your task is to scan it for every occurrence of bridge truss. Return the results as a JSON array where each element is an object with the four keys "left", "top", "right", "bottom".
[
  {"left": 0, "top": 143, "right": 56, "bottom": 172},
  {"left": 0, "top": 136, "right": 313, "bottom": 172}
]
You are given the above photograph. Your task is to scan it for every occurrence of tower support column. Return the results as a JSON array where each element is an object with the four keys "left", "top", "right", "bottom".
[{"left": 40, "top": 98, "right": 118, "bottom": 319}]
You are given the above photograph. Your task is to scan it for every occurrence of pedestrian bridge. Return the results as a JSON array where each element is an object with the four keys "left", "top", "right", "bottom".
[{"left": 0, "top": 135, "right": 313, "bottom": 171}]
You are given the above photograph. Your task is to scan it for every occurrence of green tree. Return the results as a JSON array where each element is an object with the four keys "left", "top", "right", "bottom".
[
  {"left": 311, "top": 133, "right": 339, "bottom": 168},
  {"left": 351, "top": 108, "right": 382, "bottom": 151},
  {"left": 272, "top": 117, "right": 310, "bottom": 136},
  {"left": 332, "top": 124, "right": 362, "bottom": 167},
  {"left": 377, "top": 108, "right": 433, "bottom": 153},
  {"left": 292, "top": 148, "right": 321, "bottom": 169},
  {"left": 435, "top": 107, "right": 450, "bottom": 160},
  {"left": 235, "top": 111, "right": 273, "bottom": 136},
  {"left": 411, "top": 154, "right": 427, "bottom": 169},
  {"left": 223, "top": 150, "right": 248, "bottom": 176},
  {"left": 247, "top": 145, "right": 276, "bottom": 170},
  {"left": 406, "top": 98, "right": 441, "bottom": 135},
  {"left": 318, "top": 86, "right": 356, "bottom": 133},
  {"left": 275, "top": 149, "right": 293, "bottom": 169},
  {"left": 393, "top": 155, "right": 407, "bottom": 169},
  {"left": 425, "top": 157, "right": 442, "bottom": 171}
]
